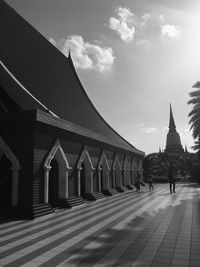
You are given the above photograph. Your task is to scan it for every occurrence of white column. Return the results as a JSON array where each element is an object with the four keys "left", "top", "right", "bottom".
[
  {"left": 90, "top": 171, "right": 93, "bottom": 193},
  {"left": 65, "top": 171, "right": 68, "bottom": 198},
  {"left": 98, "top": 169, "right": 101, "bottom": 192},
  {"left": 132, "top": 170, "right": 135, "bottom": 184},
  {"left": 121, "top": 170, "right": 124, "bottom": 187},
  {"left": 130, "top": 170, "right": 133, "bottom": 184},
  {"left": 127, "top": 170, "right": 130, "bottom": 185},
  {"left": 77, "top": 169, "right": 81, "bottom": 196},
  {"left": 11, "top": 167, "right": 19, "bottom": 206},
  {"left": 105, "top": 170, "right": 109, "bottom": 190},
  {"left": 44, "top": 166, "right": 51, "bottom": 203},
  {"left": 113, "top": 170, "right": 115, "bottom": 188}
]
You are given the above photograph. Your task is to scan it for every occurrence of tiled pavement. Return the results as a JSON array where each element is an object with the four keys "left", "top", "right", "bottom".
[{"left": 0, "top": 183, "right": 200, "bottom": 267}]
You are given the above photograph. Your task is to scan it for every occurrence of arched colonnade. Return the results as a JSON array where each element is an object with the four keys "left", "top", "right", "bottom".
[
  {"left": 0, "top": 137, "right": 20, "bottom": 207},
  {"left": 0, "top": 137, "right": 142, "bottom": 209}
]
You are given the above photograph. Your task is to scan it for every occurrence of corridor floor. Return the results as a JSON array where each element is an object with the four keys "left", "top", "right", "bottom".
[{"left": 0, "top": 183, "right": 200, "bottom": 267}]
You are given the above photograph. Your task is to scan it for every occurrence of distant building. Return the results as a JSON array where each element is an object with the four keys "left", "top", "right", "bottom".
[
  {"left": 143, "top": 105, "right": 192, "bottom": 182},
  {"left": 0, "top": 1, "right": 144, "bottom": 219},
  {"left": 165, "top": 104, "right": 184, "bottom": 154}
]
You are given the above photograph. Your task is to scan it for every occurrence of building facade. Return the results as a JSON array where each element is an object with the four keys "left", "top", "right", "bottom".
[{"left": 0, "top": 1, "right": 144, "bottom": 220}]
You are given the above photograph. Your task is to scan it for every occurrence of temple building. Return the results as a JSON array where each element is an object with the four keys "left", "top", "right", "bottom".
[
  {"left": 165, "top": 104, "right": 184, "bottom": 154},
  {"left": 0, "top": 1, "right": 144, "bottom": 219}
]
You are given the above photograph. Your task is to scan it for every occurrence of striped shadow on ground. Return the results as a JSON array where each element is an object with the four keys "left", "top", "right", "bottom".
[{"left": 0, "top": 183, "right": 198, "bottom": 267}]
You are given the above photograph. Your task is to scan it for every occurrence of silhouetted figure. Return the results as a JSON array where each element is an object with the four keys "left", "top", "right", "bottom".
[
  {"left": 135, "top": 171, "right": 145, "bottom": 192},
  {"left": 148, "top": 175, "right": 154, "bottom": 191},
  {"left": 135, "top": 179, "right": 141, "bottom": 192},
  {"left": 168, "top": 167, "right": 176, "bottom": 193}
]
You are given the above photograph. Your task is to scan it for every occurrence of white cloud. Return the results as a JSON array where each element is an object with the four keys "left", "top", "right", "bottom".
[
  {"left": 140, "top": 124, "right": 157, "bottom": 134},
  {"left": 161, "top": 24, "right": 180, "bottom": 38},
  {"left": 140, "top": 14, "right": 164, "bottom": 31},
  {"left": 140, "top": 13, "right": 151, "bottom": 27},
  {"left": 108, "top": 7, "right": 180, "bottom": 45},
  {"left": 49, "top": 35, "right": 115, "bottom": 72},
  {"left": 118, "top": 7, "right": 133, "bottom": 22},
  {"left": 140, "top": 14, "right": 180, "bottom": 40},
  {"left": 109, "top": 7, "right": 135, "bottom": 42}
]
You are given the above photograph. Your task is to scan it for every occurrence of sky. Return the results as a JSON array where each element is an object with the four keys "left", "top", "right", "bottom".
[{"left": 5, "top": 0, "right": 200, "bottom": 154}]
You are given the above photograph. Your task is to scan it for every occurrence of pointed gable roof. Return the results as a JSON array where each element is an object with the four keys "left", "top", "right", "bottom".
[{"left": 0, "top": 1, "right": 144, "bottom": 156}]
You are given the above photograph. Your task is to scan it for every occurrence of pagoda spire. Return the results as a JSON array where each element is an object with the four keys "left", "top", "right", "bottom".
[
  {"left": 165, "top": 104, "right": 184, "bottom": 154},
  {"left": 185, "top": 145, "right": 188, "bottom": 153},
  {"left": 169, "top": 103, "right": 176, "bottom": 132}
]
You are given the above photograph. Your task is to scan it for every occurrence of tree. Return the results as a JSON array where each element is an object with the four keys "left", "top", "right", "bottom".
[
  {"left": 188, "top": 82, "right": 200, "bottom": 154},
  {"left": 188, "top": 82, "right": 200, "bottom": 182},
  {"left": 143, "top": 151, "right": 195, "bottom": 183}
]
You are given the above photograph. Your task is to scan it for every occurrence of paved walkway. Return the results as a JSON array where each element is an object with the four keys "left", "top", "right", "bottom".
[{"left": 0, "top": 183, "right": 200, "bottom": 267}]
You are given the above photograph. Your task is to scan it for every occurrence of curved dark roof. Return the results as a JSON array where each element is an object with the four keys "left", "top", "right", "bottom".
[{"left": 0, "top": 0, "right": 144, "bottom": 155}]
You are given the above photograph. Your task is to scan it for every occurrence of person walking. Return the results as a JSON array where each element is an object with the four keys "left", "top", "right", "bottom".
[
  {"left": 135, "top": 170, "right": 146, "bottom": 192},
  {"left": 168, "top": 166, "right": 176, "bottom": 193},
  {"left": 134, "top": 179, "right": 141, "bottom": 192},
  {"left": 148, "top": 174, "right": 154, "bottom": 191}
]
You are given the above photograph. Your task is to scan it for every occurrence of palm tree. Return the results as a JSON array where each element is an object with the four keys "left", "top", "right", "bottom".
[
  {"left": 191, "top": 137, "right": 200, "bottom": 158},
  {"left": 188, "top": 82, "right": 200, "bottom": 153}
]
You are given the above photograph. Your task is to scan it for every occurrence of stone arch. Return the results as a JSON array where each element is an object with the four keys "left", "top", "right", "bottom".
[
  {"left": 123, "top": 156, "right": 131, "bottom": 186},
  {"left": 0, "top": 137, "right": 20, "bottom": 206},
  {"left": 131, "top": 157, "right": 138, "bottom": 184},
  {"left": 124, "top": 157, "right": 131, "bottom": 170},
  {"left": 77, "top": 146, "right": 94, "bottom": 196},
  {"left": 137, "top": 158, "right": 144, "bottom": 182},
  {"left": 44, "top": 139, "right": 71, "bottom": 203},
  {"left": 112, "top": 154, "right": 122, "bottom": 188},
  {"left": 97, "top": 151, "right": 110, "bottom": 192}
]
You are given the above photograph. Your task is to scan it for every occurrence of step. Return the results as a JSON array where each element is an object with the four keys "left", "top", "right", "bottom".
[
  {"left": 34, "top": 209, "right": 54, "bottom": 218},
  {"left": 93, "top": 192, "right": 105, "bottom": 200},
  {"left": 32, "top": 203, "right": 54, "bottom": 219},
  {"left": 103, "top": 189, "right": 118, "bottom": 196},
  {"left": 121, "top": 186, "right": 129, "bottom": 191},
  {"left": 116, "top": 186, "right": 127, "bottom": 193},
  {"left": 66, "top": 196, "right": 87, "bottom": 208},
  {"left": 83, "top": 192, "right": 105, "bottom": 201}
]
